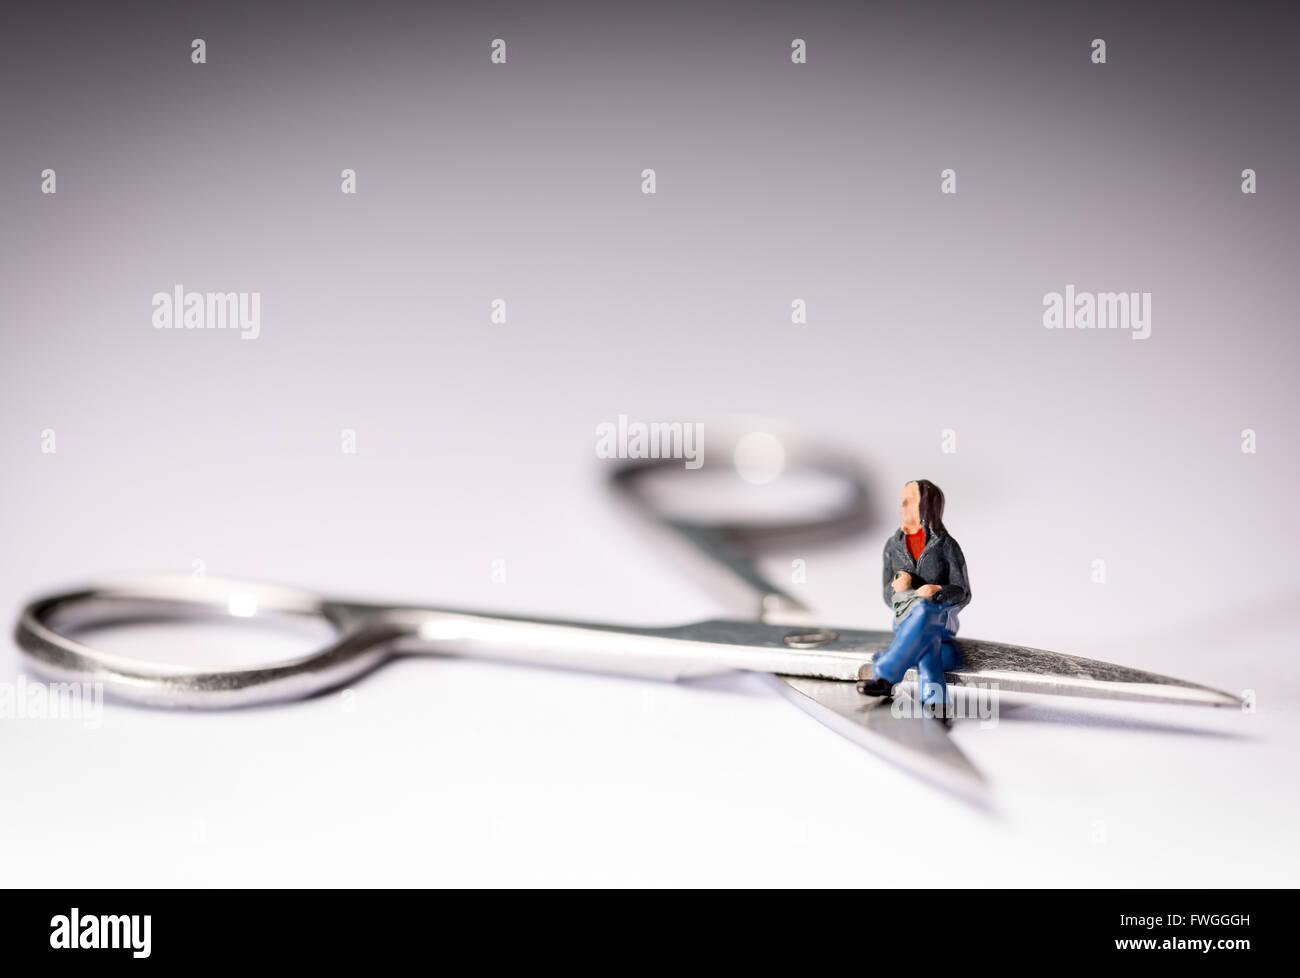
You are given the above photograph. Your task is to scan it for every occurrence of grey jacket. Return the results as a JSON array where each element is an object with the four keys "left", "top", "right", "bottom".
[{"left": 881, "top": 524, "right": 971, "bottom": 612}]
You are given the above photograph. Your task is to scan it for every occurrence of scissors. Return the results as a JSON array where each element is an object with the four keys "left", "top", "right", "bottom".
[{"left": 13, "top": 424, "right": 1241, "bottom": 799}]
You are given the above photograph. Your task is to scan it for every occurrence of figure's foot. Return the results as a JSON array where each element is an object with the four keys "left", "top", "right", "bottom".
[{"left": 856, "top": 677, "right": 895, "bottom": 698}]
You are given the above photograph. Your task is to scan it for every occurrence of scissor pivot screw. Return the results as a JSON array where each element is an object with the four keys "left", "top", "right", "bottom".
[{"left": 783, "top": 630, "right": 839, "bottom": 649}]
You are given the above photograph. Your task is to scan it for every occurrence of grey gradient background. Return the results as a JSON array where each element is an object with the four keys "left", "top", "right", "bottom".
[{"left": 1, "top": 1, "right": 1297, "bottom": 886}]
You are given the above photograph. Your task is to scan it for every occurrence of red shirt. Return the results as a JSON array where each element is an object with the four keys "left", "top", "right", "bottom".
[{"left": 905, "top": 527, "right": 926, "bottom": 562}]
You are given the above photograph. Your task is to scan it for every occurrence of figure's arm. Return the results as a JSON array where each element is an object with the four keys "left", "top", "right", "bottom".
[
  {"left": 933, "top": 536, "right": 971, "bottom": 607},
  {"left": 881, "top": 542, "right": 901, "bottom": 609}
]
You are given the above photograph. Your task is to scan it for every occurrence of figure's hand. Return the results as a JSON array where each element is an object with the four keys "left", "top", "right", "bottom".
[
  {"left": 916, "top": 584, "right": 942, "bottom": 598},
  {"left": 891, "top": 572, "right": 912, "bottom": 593}
]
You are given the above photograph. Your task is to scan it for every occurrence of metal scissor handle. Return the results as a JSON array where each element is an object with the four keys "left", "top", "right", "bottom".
[
  {"left": 13, "top": 424, "right": 882, "bottom": 708},
  {"left": 14, "top": 576, "right": 896, "bottom": 709},
  {"left": 608, "top": 421, "right": 872, "bottom": 625}
]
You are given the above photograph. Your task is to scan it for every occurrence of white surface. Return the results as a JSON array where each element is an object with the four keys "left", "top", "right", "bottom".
[{"left": 0, "top": 445, "right": 1294, "bottom": 887}]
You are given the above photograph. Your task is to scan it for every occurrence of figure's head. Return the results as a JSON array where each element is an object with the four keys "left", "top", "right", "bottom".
[{"left": 900, "top": 479, "right": 946, "bottom": 535}]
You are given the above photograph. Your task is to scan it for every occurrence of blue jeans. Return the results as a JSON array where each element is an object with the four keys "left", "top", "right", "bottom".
[{"left": 872, "top": 600, "right": 963, "bottom": 705}]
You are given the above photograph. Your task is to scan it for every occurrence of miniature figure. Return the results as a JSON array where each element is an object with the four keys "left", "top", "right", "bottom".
[{"left": 857, "top": 479, "right": 970, "bottom": 715}]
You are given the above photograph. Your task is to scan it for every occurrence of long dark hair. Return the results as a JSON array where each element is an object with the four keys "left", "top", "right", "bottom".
[{"left": 912, "top": 479, "right": 946, "bottom": 535}]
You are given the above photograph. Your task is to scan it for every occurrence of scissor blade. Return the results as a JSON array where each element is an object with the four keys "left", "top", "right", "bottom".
[
  {"left": 775, "top": 676, "right": 989, "bottom": 803},
  {"left": 950, "top": 640, "right": 1242, "bottom": 708}
]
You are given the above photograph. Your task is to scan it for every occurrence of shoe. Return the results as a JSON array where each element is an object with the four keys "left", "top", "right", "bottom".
[{"left": 856, "top": 677, "right": 895, "bottom": 698}]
